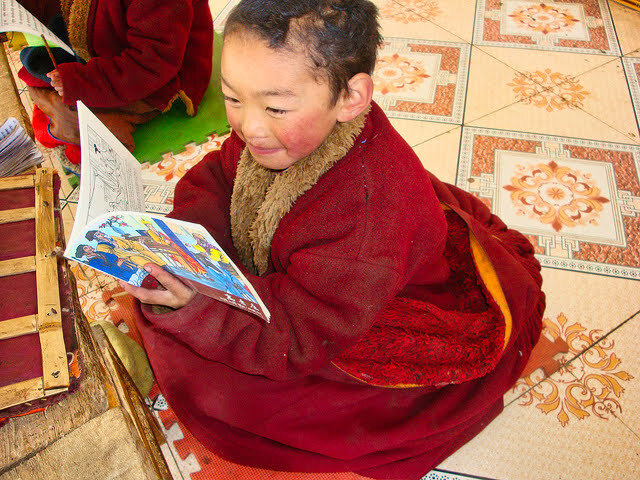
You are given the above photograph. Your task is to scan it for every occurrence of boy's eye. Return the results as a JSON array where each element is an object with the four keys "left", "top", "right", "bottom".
[
  {"left": 223, "top": 95, "right": 239, "bottom": 104},
  {"left": 266, "top": 107, "right": 288, "bottom": 116}
]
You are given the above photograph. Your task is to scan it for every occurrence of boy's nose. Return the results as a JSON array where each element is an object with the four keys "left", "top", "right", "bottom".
[{"left": 241, "top": 109, "right": 267, "bottom": 139}]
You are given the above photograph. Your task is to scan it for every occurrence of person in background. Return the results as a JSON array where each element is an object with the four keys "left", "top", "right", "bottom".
[{"left": 16, "top": 0, "right": 213, "bottom": 165}]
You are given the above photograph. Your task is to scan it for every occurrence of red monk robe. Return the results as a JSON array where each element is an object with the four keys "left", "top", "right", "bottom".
[{"left": 134, "top": 102, "right": 545, "bottom": 480}]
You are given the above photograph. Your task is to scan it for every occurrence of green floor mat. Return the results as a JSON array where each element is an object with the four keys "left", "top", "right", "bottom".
[{"left": 131, "top": 33, "right": 229, "bottom": 164}]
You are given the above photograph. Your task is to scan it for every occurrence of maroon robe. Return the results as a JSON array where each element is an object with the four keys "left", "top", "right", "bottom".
[
  {"left": 134, "top": 103, "right": 544, "bottom": 479},
  {"left": 18, "top": 0, "right": 213, "bottom": 114}
]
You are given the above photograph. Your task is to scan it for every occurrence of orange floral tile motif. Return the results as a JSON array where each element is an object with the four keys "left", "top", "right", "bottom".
[
  {"left": 374, "top": 53, "right": 431, "bottom": 95},
  {"left": 504, "top": 160, "right": 609, "bottom": 231},
  {"left": 512, "top": 313, "right": 634, "bottom": 427},
  {"left": 379, "top": 0, "right": 441, "bottom": 22},
  {"left": 458, "top": 128, "right": 640, "bottom": 279},
  {"left": 474, "top": 0, "right": 620, "bottom": 54},
  {"left": 508, "top": 2, "right": 580, "bottom": 34},
  {"left": 508, "top": 69, "right": 589, "bottom": 111}
]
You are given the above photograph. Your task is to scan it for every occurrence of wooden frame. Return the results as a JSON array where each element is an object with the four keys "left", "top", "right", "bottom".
[{"left": 0, "top": 168, "right": 70, "bottom": 410}]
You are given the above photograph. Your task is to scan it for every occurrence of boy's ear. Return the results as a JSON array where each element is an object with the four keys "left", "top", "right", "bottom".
[{"left": 336, "top": 73, "right": 374, "bottom": 123}]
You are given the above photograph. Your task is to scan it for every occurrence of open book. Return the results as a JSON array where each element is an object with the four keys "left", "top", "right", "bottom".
[
  {"left": 0, "top": 0, "right": 75, "bottom": 56},
  {"left": 64, "top": 102, "right": 270, "bottom": 321}
]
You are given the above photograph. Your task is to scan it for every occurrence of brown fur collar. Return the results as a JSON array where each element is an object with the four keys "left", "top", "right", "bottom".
[
  {"left": 230, "top": 108, "right": 369, "bottom": 275},
  {"left": 61, "top": 0, "right": 92, "bottom": 62}
]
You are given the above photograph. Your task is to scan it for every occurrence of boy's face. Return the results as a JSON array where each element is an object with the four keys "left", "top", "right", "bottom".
[{"left": 221, "top": 33, "right": 344, "bottom": 170}]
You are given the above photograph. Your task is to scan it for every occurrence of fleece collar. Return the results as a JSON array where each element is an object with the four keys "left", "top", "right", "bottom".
[
  {"left": 61, "top": 0, "right": 92, "bottom": 62},
  {"left": 230, "top": 108, "right": 369, "bottom": 275}
]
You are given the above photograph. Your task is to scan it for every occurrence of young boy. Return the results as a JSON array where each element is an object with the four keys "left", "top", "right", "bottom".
[
  {"left": 16, "top": 0, "right": 213, "bottom": 164},
  {"left": 125, "top": 1, "right": 545, "bottom": 478}
]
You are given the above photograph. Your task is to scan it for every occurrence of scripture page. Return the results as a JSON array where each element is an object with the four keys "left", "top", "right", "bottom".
[{"left": 0, "top": 0, "right": 74, "bottom": 55}]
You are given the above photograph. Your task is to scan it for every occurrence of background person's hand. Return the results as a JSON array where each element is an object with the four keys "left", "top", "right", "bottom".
[{"left": 46, "top": 70, "right": 64, "bottom": 97}]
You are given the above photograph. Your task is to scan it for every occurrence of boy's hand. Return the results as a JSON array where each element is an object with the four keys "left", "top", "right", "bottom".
[
  {"left": 46, "top": 70, "right": 64, "bottom": 98},
  {"left": 119, "top": 263, "right": 196, "bottom": 309}
]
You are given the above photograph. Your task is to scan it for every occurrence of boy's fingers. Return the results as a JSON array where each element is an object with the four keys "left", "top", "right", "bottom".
[{"left": 143, "top": 263, "right": 189, "bottom": 293}]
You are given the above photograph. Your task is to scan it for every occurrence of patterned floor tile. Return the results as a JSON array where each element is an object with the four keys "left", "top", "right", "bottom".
[
  {"left": 140, "top": 133, "right": 228, "bottom": 213},
  {"left": 567, "top": 57, "right": 640, "bottom": 143},
  {"left": 473, "top": 0, "right": 621, "bottom": 55},
  {"left": 594, "top": 311, "right": 640, "bottom": 435},
  {"left": 67, "top": 262, "right": 103, "bottom": 297},
  {"left": 372, "top": 37, "right": 470, "bottom": 123},
  {"left": 371, "top": 0, "right": 468, "bottom": 42},
  {"left": 609, "top": 0, "right": 640, "bottom": 55},
  {"left": 77, "top": 287, "right": 116, "bottom": 324},
  {"left": 506, "top": 268, "right": 640, "bottom": 406},
  {"left": 391, "top": 0, "right": 478, "bottom": 43},
  {"left": 457, "top": 127, "right": 640, "bottom": 280},
  {"left": 438, "top": 364, "right": 640, "bottom": 479},
  {"left": 412, "top": 126, "right": 462, "bottom": 183},
  {"left": 464, "top": 46, "right": 637, "bottom": 143},
  {"left": 623, "top": 56, "right": 640, "bottom": 134}
]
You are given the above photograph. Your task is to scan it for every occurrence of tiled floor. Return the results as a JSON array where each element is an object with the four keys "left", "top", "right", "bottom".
[{"left": 6, "top": 0, "right": 640, "bottom": 479}]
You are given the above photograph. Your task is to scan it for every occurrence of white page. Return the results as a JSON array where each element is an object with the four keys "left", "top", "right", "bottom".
[
  {"left": 68, "top": 101, "right": 146, "bottom": 244},
  {"left": 0, "top": 0, "right": 74, "bottom": 56},
  {"left": 0, "top": 117, "right": 19, "bottom": 142}
]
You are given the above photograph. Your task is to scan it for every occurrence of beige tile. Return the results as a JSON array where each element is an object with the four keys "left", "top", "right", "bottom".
[
  {"left": 400, "top": 0, "right": 477, "bottom": 43},
  {"left": 479, "top": 44, "right": 616, "bottom": 83},
  {"left": 389, "top": 117, "right": 456, "bottom": 147},
  {"left": 466, "top": 84, "right": 636, "bottom": 145},
  {"left": 211, "top": 0, "right": 239, "bottom": 32},
  {"left": 464, "top": 46, "right": 523, "bottom": 122},
  {"left": 208, "top": 0, "right": 233, "bottom": 17},
  {"left": 501, "top": 268, "right": 640, "bottom": 406},
  {"left": 465, "top": 46, "right": 619, "bottom": 127},
  {"left": 609, "top": 0, "right": 640, "bottom": 56},
  {"left": 570, "top": 58, "right": 640, "bottom": 143},
  {"left": 539, "top": 268, "right": 640, "bottom": 337},
  {"left": 591, "top": 311, "right": 640, "bottom": 435},
  {"left": 371, "top": 0, "right": 470, "bottom": 43},
  {"left": 411, "top": 125, "right": 461, "bottom": 183},
  {"left": 439, "top": 365, "right": 640, "bottom": 479}
]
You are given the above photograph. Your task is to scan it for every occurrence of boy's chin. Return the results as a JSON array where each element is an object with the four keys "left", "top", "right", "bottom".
[{"left": 249, "top": 149, "right": 300, "bottom": 171}]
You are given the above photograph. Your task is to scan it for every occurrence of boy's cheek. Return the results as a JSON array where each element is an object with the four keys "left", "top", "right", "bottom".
[{"left": 279, "top": 117, "right": 330, "bottom": 155}]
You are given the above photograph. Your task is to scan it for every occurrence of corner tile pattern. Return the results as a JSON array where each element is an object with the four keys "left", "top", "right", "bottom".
[{"left": 458, "top": 127, "right": 640, "bottom": 279}]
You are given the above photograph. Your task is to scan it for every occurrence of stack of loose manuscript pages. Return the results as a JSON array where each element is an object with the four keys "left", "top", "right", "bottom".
[{"left": 0, "top": 117, "right": 42, "bottom": 177}]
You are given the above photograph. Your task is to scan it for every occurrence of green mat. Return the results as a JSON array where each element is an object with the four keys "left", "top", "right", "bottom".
[{"left": 131, "top": 33, "right": 229, "bottom": 164}]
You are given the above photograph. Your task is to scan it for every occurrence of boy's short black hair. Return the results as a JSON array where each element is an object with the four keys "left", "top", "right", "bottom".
[{"left": 224, "top": 0, "right": 382, "bottom": 104}]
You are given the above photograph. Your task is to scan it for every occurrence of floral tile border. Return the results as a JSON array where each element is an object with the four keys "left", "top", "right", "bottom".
[
  {"left": 457, "top": 127, "right": 640, "bottom": 280},
  {"left": 372, "top": 37, "right": 470, "bottom": 123},
  {"left": 473, "top": 0, "right": 621, "bottom": 55},
  {"left": 622, "top": 56, "right": 640, "bottom": 134}
]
